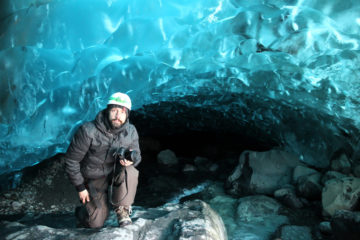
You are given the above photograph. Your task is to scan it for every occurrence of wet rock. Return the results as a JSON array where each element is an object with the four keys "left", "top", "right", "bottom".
[
  {"left": 157, "top": 149, "right": 178, "bottom": 166},
  {"left": 1, "top": 200, "right": 227, "bottom": 240},
  {"left": 274, "top": 187, "right": 303, "bottom": 209},
  {"left": 330, "top": 153, "right": 351, "bottom": 174},
  {"left": 297, "top": 173, "right": 322, "bottom": 200},
  {"left": 322, "top": 177, "right": 360, "bottom": 216},
  {"left": 194, "top": 156, "right": 210, "bottom": 171},
  {"left": 278, "top": 225, "right": 313, "bottom": 240},
  {"left": 182, "top": 164, "right": 197, "bottom": 172},
  {"left": 331, "top": 210, "right": 360, "bottom": 240},
  {"left": 293, "top": 165, "right": 318, "bottom": 184},
  {"left": 11, "top": 201, "right": 25, "bottom": 211},
  {"left": 45, "top": 178, "right": 52, "bottom": 186},
  {"left": 353, "top": 164, "right": 360, "bottom": 178},
  {"left": 157, "top": 149, "right": 179, "bottom": 174},
  {"left": 321, "top": 171, "right": 347, "bottom": 185},
  {"left": 4, "top": 193, "right": 13, "bottom": 198},
  {"left": 226, "top": 149, "right": 301, "bottom": 195},
  {"left": 319, "top": 221, "right": 332, "bottom": 235},
  {"left": 237, "top": 195, "right": 284, "bottom": 221},
  {"left": 235, "top": 195, "right": 289, "bottom": 239},
  {"left": 209, "top": 163, "right": 219, "bottom": 172}
]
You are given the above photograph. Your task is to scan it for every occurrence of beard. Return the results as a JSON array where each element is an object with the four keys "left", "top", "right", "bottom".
[{"left": 109, "top": 118, "right": 124, "bottom": 129}]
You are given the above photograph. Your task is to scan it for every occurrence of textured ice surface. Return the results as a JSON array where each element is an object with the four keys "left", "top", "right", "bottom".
[{"left": 1, "top": 0, "right": 360, "bottom": 173}]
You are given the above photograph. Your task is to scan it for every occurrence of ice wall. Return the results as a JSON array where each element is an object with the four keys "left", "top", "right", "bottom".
[{"left": 1, "top": 0, "right": 360, "bottom": 173}]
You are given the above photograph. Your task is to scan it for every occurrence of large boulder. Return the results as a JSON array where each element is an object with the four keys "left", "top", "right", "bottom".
[
  {"left": 1, "top": 200, "right": 227, "bottom": 240},
  {"left": 237, "top": 195, "right": 285, "bottom": 221},
  {"left": 226, "top": 149, "right": 301, "bottom": 195},
  {"left": 277, "top": 225, "right": 313, "bottom": 240},
  {"left": 235, "top": 195, "right": 289, "bottom": 239},
  {"left": 322, "top": 177, "right": 360, "bottom": 216}
]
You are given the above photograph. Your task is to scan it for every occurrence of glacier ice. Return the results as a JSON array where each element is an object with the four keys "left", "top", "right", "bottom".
[{"left": 1, "top": 0, "right": 360, "bottom": 173}]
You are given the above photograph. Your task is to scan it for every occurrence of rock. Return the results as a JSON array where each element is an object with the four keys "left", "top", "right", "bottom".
[
  {"left": 182, "top": 164, "right": 197, "bottom": 172},
  {"left": 194, "top": 156, "right": 210, "bottom": 171},
  {"left": 208, "top": 193, "right": 291, "bottom": 240},
  {"left": 235, "top": 195, "right": 289, "bottom": 239},
  {"left": 321, "top": 171, "right": 347, "bottom": 185},
  {"left": 237, "top": 195, "right": 284, "bottom": 221},
  {"left": 45, "top": 178, "right": 52, "bottom": 186},
  {"left": 331, "top": 210, "right": 360, "bottom": 240},
  {"left": 11, "top": 201, "right": 25, "bottom": 211},
  {"left": 278, "top": 225, "right": 313, "bottom": 240},
  {"left": 226, "top": 149, "right": 301, "bottom": 195},
  {"left": 4, "top": 193, "right": 12, "bottom": 198},
  {"left": 353, "top": 164, "right": 360, "bottom": 177},
  {"left": 198, "top": 181, "right": 226, "bottom": 201},
  {"left": 157, "top": 149, "right": 178, "bottom": 166},
  {"left": 330, "top": 153, "right": 351, "bottom": 174},
  {"left": 274, "top": 187, "right": 303, "bottom": 209},
  {"left": 297, "top": 173, "right": 322, "bottom": 200},
  {"left": 322, "top": 177, "right": 360, "bottom": 216},
  {"left": 318, "top": 221, "right": 332, "bottom": 235},
  {"left": 293, "top": 165, "right": 318, "bottom": 184},
  {"left": 2, "top": 200, "right": 227, "bottom": 240},
  {"left": 208, "top": 195, "right": 237, "bottom": 220},
  {"left": 209, "top": 163, "right": 219, "bottom": 172}
]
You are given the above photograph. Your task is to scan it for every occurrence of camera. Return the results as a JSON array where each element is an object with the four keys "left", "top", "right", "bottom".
[{"left": 113, "top": 147, "right": 140, "bottom": 163}]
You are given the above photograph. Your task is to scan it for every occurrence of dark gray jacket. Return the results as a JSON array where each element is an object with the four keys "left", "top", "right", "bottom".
[{"left": 64, "top": 109, "right": 141, "bottom": 191}]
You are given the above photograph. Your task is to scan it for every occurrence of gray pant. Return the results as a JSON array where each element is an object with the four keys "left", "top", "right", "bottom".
[{"left": 76, "top": 165, "right": 139, "bottom": 228}]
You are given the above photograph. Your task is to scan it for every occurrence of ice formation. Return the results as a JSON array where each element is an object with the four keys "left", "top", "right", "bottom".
[{"left": 1, "top": 0, "right": 360, "bottom": 173}]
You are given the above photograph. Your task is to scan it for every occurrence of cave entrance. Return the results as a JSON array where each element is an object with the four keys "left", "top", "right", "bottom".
[{"left": 132, "top": 104, "right": 277, "bottom": 207}]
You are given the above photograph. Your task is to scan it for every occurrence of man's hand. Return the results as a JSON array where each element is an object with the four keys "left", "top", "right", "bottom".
[
  {"left": 120, "top": 159, "right": 133, "bottom": 167},
  {"left": 79, "top": 189, "right": 90, "bottom": 204}
]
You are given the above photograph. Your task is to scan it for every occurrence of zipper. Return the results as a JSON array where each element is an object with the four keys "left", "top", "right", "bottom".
[{"left": 103, "top": 134, "right": 116, "bottom": 173}]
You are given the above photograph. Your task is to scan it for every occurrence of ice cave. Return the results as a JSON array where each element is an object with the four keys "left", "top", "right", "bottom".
[{"left": 1, "top": 0, "right": 360, "bottom": 239}]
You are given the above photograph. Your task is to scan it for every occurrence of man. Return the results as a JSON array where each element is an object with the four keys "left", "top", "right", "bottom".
[{"left": 64, "top": 92, "right": 141, "bottom": 228}]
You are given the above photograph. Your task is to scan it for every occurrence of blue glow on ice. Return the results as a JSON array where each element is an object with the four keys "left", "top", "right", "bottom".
[{"left": 0, "top": 0, "right": 360, "bottom": 173}]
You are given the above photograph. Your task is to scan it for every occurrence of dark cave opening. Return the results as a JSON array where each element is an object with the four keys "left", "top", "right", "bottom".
[{"left": 130, "top": 104, "right": 279, "bottom": 207}]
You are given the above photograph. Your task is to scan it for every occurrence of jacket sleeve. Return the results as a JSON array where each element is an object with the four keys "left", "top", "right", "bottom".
[
  {"left": 129, "top": 125, "right": 141, "bottom": 167},
  {"left": 64, "top": 124, "right": 92, "bottom": 192}
]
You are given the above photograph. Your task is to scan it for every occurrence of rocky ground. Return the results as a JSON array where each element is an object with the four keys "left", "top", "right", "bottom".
[
  {"left": 0, "top": 154, "right": 79, "bottom": 216},
  {"left": 1, "top": 200, "right": 227, "bottom": 240},
  {"left": 1, "top": 143, "right": 360, "bottom": 239}
]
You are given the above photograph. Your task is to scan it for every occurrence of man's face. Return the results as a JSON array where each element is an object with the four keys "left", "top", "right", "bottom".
[{"left": 108, "top": 106, "right": 127, "bottom": 128}]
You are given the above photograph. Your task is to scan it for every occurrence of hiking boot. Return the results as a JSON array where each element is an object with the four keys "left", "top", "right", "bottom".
[{"left": 115, "top": 206, "right": 132, "bottom": 227}]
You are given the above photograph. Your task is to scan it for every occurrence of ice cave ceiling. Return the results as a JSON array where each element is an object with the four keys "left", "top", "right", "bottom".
[{"left": 0, "top": 0, "right": 360, "bottom": 174}]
